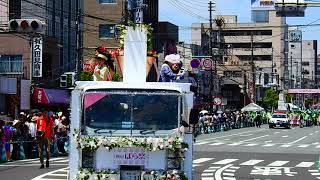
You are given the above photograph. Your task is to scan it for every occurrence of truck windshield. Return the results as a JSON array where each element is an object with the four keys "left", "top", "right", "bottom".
[
  {"left": 83, "top": 90, "right": 181, "bottom": 131},
  {"left": 272, "top": 114, "right": 287, "bottom": 118}
]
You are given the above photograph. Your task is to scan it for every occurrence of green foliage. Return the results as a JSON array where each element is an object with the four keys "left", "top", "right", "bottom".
[
  {"left": 285, "top": 93, "right": 293, "bottom": 103},
  {"left": 118, "top": 21, "right": 153, "bottom": 51},
  {"left": 262, "top": 88, "right": 279, "bottom": 108},
  {"left": 305, "top": 98, "right": 314, "bottom": 106},
  {"left": 79, "top": 71, "right": 93, "bottom": 81},
  {"left": 112, "top": 73, "right": 121, "bottom": 82}
]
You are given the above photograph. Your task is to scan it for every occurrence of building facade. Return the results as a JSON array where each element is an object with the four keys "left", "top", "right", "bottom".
[
  {"left": 191, "top": 11, "right": 286, "bottom": 107},
  {"left": 288, "top": 40, "right": 317, "bottom": 88}
]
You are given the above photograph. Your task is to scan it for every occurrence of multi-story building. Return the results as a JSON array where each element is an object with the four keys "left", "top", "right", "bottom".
[
  {"left": 83, "top": 0, "right": 159, "bottom": 62},
  {"left": 288, "top": 40, "right": 317, "bottom": 88},
  {"left": 191, "top": 11, "right": 286, "bottom": 107}
]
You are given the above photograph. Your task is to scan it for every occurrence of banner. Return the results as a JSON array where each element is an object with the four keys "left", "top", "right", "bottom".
[
  {"left": 20, "top": 80, "right": 30, "bottom": 110},
  {"left": 32, "top": 37, "right": 43, "bottom": 77},
  {"left": 288, "top": 89, "right": 320, "bottom": 94}
]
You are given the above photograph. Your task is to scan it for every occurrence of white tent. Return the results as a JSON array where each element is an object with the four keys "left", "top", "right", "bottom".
[
  {"left": 241, "top": 103, "right": 264, "bottom": 112},
  {"left": 286, "top": 103, "right": 300, "bottom": 110}
]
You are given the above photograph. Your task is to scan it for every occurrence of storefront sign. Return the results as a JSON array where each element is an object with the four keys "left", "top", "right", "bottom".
[
  {"left": 289, "top": 30, "right": 302, "bottom": 42},
  {"left": 113, "top": 148, "right": 149, "bottom": 166},
  {"left": 288, "top": 89, "right": 320, "bottom": 94},
  {"left": 32, "top": 37, "right": 43, "bottom": 77},
  {"left": 251, "top": 0, "right": 275, "bottom": 10}
]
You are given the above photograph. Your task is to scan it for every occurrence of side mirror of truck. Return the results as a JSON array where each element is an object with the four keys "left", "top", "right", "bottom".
[{"left": 189, "top": 108, "right": 199, "bottom": 125}]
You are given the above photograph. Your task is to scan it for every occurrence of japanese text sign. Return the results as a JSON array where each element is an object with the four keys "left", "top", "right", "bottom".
[{"left": 32, "top": 37, "right": 43, "bottom": 77}]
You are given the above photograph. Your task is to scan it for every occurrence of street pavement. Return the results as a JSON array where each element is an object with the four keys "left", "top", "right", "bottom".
[{"left": 0, "top": 125, "right": 319, "bottom": 180}]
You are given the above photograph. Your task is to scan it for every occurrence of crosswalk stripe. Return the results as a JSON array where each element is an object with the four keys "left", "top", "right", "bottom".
[
  {"left": 311, "top": 173, "right": 320, "bottom": 176},
  {"left": 244, "top": 143, "right": 257, "bottom": 147},
  {"left": 240, "top": 160, "right": 264, "bottom": 166},
  {"left": 209, "top": 142, "right": 224, "bottom": 146},
  {"left": 203, "top": 169, "right": 217, "bottom": 172},
  {"left": 192, "top": 164, "right": 201, "bottom": 167},
  {"left": 213, "top": 159, "right": 238, "bottom": 165},
  {"left": 308, "top": 170, "right": 319, "bottom": 172},
  {"left": 267, "top": 161, "right": 289, "bottom": 166},
  {"left": 316, "top": 145, "right": 320, "bottom": 148},
  {"left": 298, "top": 144, "right": 310, "bottom": 148},
  {"left": 201, "top": 173, "right": 214, "bottom": 176},
  {"left": 54, "top": 160, "right": 69, "bottom": 163},
  {"left": 263, "top": 144, "right": 275, "bottom": 147},
  {"left": 225, "top": 169, "right": 236, "bottom": 172},
  {"left": 208, "top": 166, "right": 221, "bottom": 169},
  {"left": 223, "top": 173, "right": 235, "bottom": 176},
  {"left": 280, "top": 144, "right": 292, "bottom": 147},
  {"left": 193, "top": 158, "right": 214, "bottom": 164},
  {"left": 295, "top": 162, "right": 314, "bottom": 167},
  {"left": 223, "top": 177, "right": 236, "bottom": 180},
  {"left": 201, "top": 177, "right": 214, "bottom": 180},
  {"left": 46, "top": 174, "right": 67, "bottom": 177}
]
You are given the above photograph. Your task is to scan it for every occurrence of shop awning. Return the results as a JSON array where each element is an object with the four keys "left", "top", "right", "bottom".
[{"left": 33, "top": 87, "right": 70, "bottom": 104}]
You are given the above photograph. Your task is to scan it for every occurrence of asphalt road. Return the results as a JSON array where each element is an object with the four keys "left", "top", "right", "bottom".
[{"left": 0, "top": 125, "right": 319, "bottom": 180}]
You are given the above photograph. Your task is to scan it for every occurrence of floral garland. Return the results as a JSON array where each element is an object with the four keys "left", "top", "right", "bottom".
[
  {"left": 73, "top": 130, "right": 189, "bottom": 153},
  {"left": 76, "top": 168, "right": 118, "bottom": 180},
  {"left": 76, "top": 168, "right": 188, "bottom": 180}
]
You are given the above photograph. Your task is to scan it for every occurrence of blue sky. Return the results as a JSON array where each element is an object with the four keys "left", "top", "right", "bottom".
[{"left": 159, "top": 0, "right": 320, "bottom": 46}]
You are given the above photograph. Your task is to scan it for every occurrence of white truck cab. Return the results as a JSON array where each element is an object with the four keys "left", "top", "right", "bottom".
[
  {"left": 269, "top": 112, "right": 290, "bottom": 129},
  {"left": 68, "top": 81, "right": 195, "bottom": 180}
]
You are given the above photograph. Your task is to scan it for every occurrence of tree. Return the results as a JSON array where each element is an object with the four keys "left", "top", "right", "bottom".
[{"left": 262, "top": 88, "right": 279, "bottom": 110}]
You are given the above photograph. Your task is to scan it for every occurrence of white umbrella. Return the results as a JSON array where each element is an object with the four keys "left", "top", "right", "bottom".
[{"left": 241, "top": 103, "right": 264, "bottom": 112}]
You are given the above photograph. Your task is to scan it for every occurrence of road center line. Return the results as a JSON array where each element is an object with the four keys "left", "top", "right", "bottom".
[
  {"left": 287, "top": 136, "right": 307, "bottom": 144},
  {"left": 240, "top": 135, "right": 269, "bottom": 142}
]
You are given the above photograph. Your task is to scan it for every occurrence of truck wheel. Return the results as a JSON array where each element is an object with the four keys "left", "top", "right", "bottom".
[{"left": 269, "top": 125, "right": 273, "bottom": 129}]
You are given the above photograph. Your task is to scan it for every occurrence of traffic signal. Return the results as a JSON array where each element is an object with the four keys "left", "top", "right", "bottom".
[
  {"left": 8, "top": 19, "right": 45, "bottom": 33},
  {"left": 60, "top": 72, "right": 76, "bottom": 88}
]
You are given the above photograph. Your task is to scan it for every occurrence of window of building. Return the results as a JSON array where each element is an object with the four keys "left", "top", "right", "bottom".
[
  {"left": 99, "top": 24, "right": 116, "bottom": 38},
  {"left": 0, "top": 55, "right": 23, "bottom": 74},
  {"left": 291, "top": 44, "right": 295, "bottom": 49},
  {"left": 302, "top": 62, "right": 309, "bottom": 66},
  {"left": 99, "top": 0, "right": 117, "bottom": 4},
  {"left": 264, "top": 73, "right": 269, "bottom": 85},
  {"left": 252, "top": 10, "right": 269, "bottom": 23},
  {"left": 237, "top": 55, "right": 272, "bottom": 61}
]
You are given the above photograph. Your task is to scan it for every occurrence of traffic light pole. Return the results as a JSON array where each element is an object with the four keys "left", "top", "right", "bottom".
[
  {"left": 29, "top": 35, "right": 34, "bottom": 83},
  {"left": 209, "top": 1, "right": 214, "bottom": 107}
]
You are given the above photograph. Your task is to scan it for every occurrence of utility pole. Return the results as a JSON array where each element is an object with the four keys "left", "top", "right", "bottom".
[
  {"left": 271, "top": 47, "right": 274, "bottom": 84},
  {"left": 75, "top": 2, "right": 81, "bottom": 74},
  {"left": 251, "top": 31, "right": 256, "bottom": 103},
  {"left": 208, "top": 1, "right": 214, "bottom": 109}
]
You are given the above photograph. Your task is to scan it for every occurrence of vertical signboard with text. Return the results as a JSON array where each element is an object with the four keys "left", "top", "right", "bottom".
[{"left": 32, "top": 37, "right": 43, "bottom": 77}]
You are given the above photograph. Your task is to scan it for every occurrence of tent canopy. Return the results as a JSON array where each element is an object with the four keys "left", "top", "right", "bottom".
[
  {"left": 287, "top": 103, "right": 299, "bottom": 109},
  {"left": 241, "top": 103, "right": 264, "bottom": 112}
]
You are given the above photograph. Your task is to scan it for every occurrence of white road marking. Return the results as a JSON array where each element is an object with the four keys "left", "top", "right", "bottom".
[
  {"left": 222, "top": 173, "right": 235, "bottom": 176},
  {"left": 298, "top": 144, "right": 310, "bottom": 148},
  {"left": 31, "top": 167, "right": 69, "bottom": 180},
  {"left": 54, "top": 160, "right": 69, "bottom": 163},
  {"left": 316, "top": 145, "right": 320, "bottom": 148},
  {"left": 240, "top": 135, "right": 269, "bottom": 142},
  {"left": 288, "top": 136, "right": 307, "bottom": 144},
  {"left": 197, "top": 129, "right": 267, "bottom": 142},
  {"left": 309, "top": 170, "right": 319, "bottom": 172},
  {"left": 213, "top": 159, "right": 238, "bottom": 165},
  {"left": 282, "top": 135, "right": 288, "bottom": 138},
  {"left": 210, "top": 142, "right": 225, "bottom": 146},
  {"left": 273, "top": 132, "right": 280, "bottom": 134},
  {"left": 240, "top": 160, "right": 264, "bottom": 166},
  {"left": 263, "top": 144, "right": 275, "bottom": 147},
  {"left": 229, "top": 166, "right": 240, "bottom": 169},
  {"left": 0, "top": 163, "right": 67, "bottom": 167},
  {"left": 225, "top": 169, "right": 236, "bottom": 172},
  {"left": 215, "top": 164, "right": 234, "bottom": 180},
  {"left": 295, "top": 162, "right": 314, "bottom": 167},
  {"left": 265, "top": 140, "right": 272, "bottom": 143},
  {"left": 309, "top": 133, "right": 314, "bottom": 135},
  {"left": 244, "top": 143, "right": 258, "bottom": 147},
  {"left": 209, "top": 166, "right": 221, "bottom": 169},
  {"left": 193, "top": 164, "right": 201, "bottom": 167},
  {"left": 228, "top": 142, "right": 242, "bottom": 146},
  {"left": 195, "top": 142, "right": 210, "bottom": 145},
  {"left": 223, "top": 177, "right": 236, "bottom": 180},
  {"left": 201, "top": 177, "right": 214, "bottom": 180},
  {"left": 267, "top": 161, "right": 289, "bottom": 166},
  {"left": 240, "top": 134, "right": 253, "bottom": 137},
  {"left": 312, "top": 142, "right": 319, "bottom": 145},
  {"left": 203, "top": 169, "right": 218, "bottom": 172},
  {"left": 315, "top": 131, "right": 319, "bottom": 133},
  {"left": 201, "top": 173, "right": 214, "bottom": 176},
  {"left": 311, "top": 173, "right": 320, "bottom": 176},
  {"left": 224, "top": 139, "right": 231, "bottom": 141},
  {"left": 193, "top": 158, "right": 214, "bottom": 164},
  {"left": 280, "top": 144, "right": 292, "bottom": 147}
]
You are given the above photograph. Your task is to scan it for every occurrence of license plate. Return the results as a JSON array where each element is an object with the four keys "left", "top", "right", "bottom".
[
  {"left": 121, "top": 171, "right": 141, "bottom": 180},
  {"left": 276, "top": 124, "right": 280, "bottom": 127}
]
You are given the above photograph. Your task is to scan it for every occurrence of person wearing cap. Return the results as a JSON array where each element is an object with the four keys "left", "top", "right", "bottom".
[
  {"left": 159, "top": 54, "right": 184, "bottom": 82},
  {"left": 93, "top": 53, "right": 115, "bottom": 81},
  {"left": 36, "top": 109, "right": 54, "bottom": 169}
]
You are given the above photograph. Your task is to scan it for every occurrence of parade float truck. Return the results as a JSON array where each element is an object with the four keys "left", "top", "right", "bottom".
[{"left": 68, "top": 26, "right": 195, "bottom": 180}]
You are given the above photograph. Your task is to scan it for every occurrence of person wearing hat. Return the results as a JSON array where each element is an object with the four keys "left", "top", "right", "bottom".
[
  {"left": 36, "top": 109, "right": 54, "bottom": 169},
  {"left": 93, "top": 51, "right": 115, "bottom": 81},
  {"left": 159, "top": 54, "right": 184, "bottom": 82}
]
